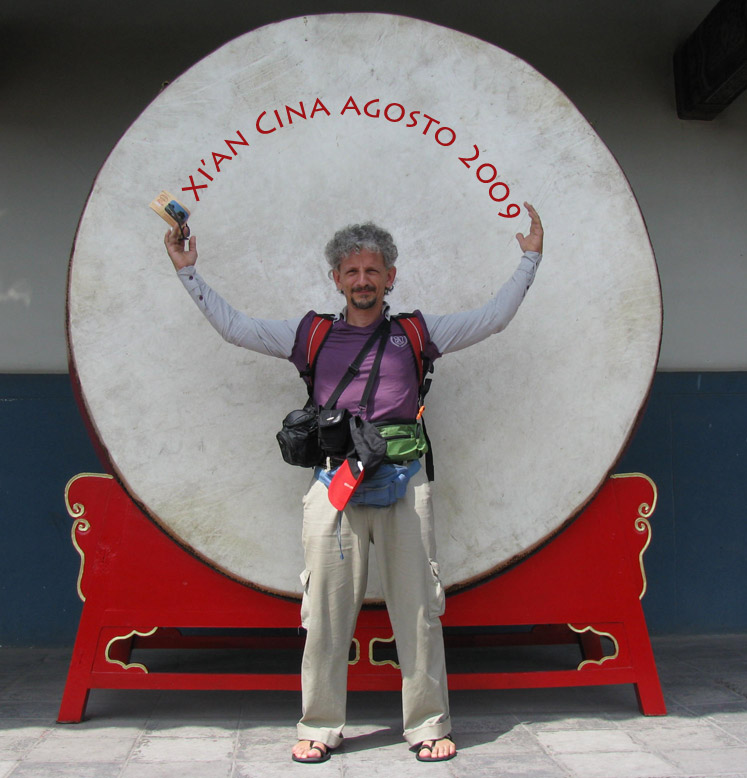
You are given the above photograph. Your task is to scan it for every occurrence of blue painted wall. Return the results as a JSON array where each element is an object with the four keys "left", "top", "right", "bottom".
[
  {"left": 1, "top": 372, "right": 745, "bottom": 645},
  {"left": 615, "top": 372, "right": 747, "bottom": 634},
  {"left": 0, "top": 376, "right": 102, "bottom": 646}
]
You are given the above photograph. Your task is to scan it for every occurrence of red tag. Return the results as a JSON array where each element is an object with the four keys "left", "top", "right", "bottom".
[{"left": 327, "top": 459, "right": 365, "bottom": 510}]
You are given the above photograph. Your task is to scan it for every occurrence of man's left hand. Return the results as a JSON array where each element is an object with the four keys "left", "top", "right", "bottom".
[{"left": 516, "top": 202, "right": 543, "bottom": 254}]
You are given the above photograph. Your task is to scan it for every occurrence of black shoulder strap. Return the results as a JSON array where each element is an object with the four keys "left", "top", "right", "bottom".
[
  {"left": 323, "top": 318, "right": 390, "bottom": 410},
  {"left": 357, "top": 319, "right": 391, "bottom": 413},
  {"left": 304, "top": 312, "right": 435, "bottom": 480}
]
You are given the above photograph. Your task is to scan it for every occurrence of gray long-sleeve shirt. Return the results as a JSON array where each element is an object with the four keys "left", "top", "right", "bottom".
[{"left": 176, "top": 251, "right": 541, "bottom": 359}]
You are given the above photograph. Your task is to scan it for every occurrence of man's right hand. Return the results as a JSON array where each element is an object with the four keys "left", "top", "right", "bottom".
[
  {"left": 164, "top": 224, "right": 197, "bottom": 270},
  {"left": 515, "top": 202, "right": 543, "bottom": 255}
]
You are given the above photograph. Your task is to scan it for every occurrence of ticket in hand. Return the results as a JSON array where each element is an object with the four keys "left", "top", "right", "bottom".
[{"left": 149, "top": 190, "right": 191, "bottom": 228}]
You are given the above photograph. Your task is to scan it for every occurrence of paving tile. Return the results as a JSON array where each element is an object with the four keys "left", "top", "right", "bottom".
[
  {"left": 705, "top": 709, "right": 747, "bottom": 722},
  {"left": 54, "top": 719, "right": 147, "bottom": 737},
  {"left": 23, "top": 731, "right": 136, "bottom": 763},
  {"left": 344, "top": 693, "right": 404, "bottom": 721},
  {"left": 0, "top": 650, "right": 46, "bottom": 674},
  {"left": 452, "top": 687, "right": 607, "bottom": 715},
  {"left": 239, "top": 691, "right": 300, "bottom": 723},
  {"left": 131, "top": 734, "right": 234, "bottom": 762},
  {"left": 344, "top": 739, "right": 406, "bottom": 759},
  {"left": 456, "top": 727, "right": 545, "bottom": 755},
  {"left": 519, "top": 713, "right": 625, "bottom": 731},
  {"left": 713, "top": 724, "right": 747, "bottom": 745},
  {"left": 443, "top": 752, "right": 568, "bottom": 777},
  {"left": 0, "top": 723, "right": 50, "bottom": 741},
  {"left": 536, "top": 728, "right": 644, "bottom": 754},
  {"left": 151, "top": 692, "right": 243, "bottom": 721},
  {"left": 308, "top": 726, "right": 401, "bottom": 754},
  {"left": 144, "top": 720, "right": 237, "bottom": 738},
  {"left": 665, "top": 682, "right": 746, "bottom": 707},
  {"left": 551, "top": 749, "right": 682, "bottom": 777},
  {"left": 704, "top": 711, "right": 747, "bottom": 743},
  {"left": 0, "top": 701, "right": 62, "bottom": 720},
  {"left": 340, "top": 761, "right": 452, "bottom": 777},
  {"left": 680, "top": 700, "right": 747, "bottom": 717},
  {"left": 120, "top": 760, "right": 234, "bottom": 777},
  {"left": 608, "top": 706, "right": 700, "bottom": 730},
  {"left": 0, "top": 734, "right": 42, "bottom": 760},
  {"left": 238, "top": 728, "right": 401, "bottom": 763},
  {"left": 82, "top": 689, "right": 161, "bottom": 720},
  {"left": 662, "top": 746, "right": 747, "bottom": 775},
  {"left": 337, "top": 751, "right": 453, "bottom": 777},
  {"left": 653, "top": 636, "right": 747, "bottom": 660},
  {"left": 681, "top": 658, "right": 747, "bottom": 678},
  {"left": 8, "top": 762, "right": 126, "bottom": 777},
  {"left": 2, "top": 681, "right": 67, "bottom": 701},
  {"left": 55, "top": 718, "right": 148, "bottom": 735},
  {"left": 234, "top": 758, "right": 342, "bottom": 777},
  {"left": 627, "top": 723, "right": 743, "bottom": 751},
  {"left": 720, "top": 672, "right": 747, "bottom": 697},
  {"left": 455, "top": 714, "right": 521, "bottom": 733},
  {"left": 656, "top": 663, "right": 712, "bottom": 683},
  {"left": 577, "top": 684, "right": 657, "bottom": 712},
  {"left": 236, "top": 732, "right": 298, "bottom": 763},
  {"left": 283, "top": 730, "right": 416, "bottom": 760},
  {"left": 3, "top": 638, "right": 747, "bottom": 778}
]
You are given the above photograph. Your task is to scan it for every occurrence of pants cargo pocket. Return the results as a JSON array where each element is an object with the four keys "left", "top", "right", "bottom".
[
  {"left": 299, "top": 568, "right": 312, "bottom": 629},
  {"left": 427, "top": 559, "right": 445, "bottom": 619}
]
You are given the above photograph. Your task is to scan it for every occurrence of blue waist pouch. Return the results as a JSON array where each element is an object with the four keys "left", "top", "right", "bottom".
[{"left": 315, "top": 460, "right": 421, "bottom": 507}]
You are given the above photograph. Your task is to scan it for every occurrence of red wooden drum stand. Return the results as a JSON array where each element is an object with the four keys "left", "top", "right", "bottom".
[{"left": 57, "top": 472, "right": 666, "bottom": 723}]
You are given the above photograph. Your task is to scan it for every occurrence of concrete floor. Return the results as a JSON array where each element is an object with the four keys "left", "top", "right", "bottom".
[{"left": 1, "top": 634, "right": 746, "bottom": 777}]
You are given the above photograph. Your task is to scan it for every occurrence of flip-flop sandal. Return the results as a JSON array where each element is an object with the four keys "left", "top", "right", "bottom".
[
  {"left": 292, "top": 740, "right": 332, "bottom": 764},
  {"left": 413, "top": 734, "right": 456, "bottom": 762}
]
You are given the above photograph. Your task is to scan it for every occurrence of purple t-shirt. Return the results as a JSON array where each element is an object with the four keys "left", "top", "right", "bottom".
[{"left": 290, "top": 311, "right": 440, "bottom": 422}]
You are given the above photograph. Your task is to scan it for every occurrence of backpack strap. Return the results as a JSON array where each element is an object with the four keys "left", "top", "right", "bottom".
[
  {"left": 323, "top": 318, "right": 390, "bottom": 411},
  {"left": 394, "top": 314, "right": 425, "bottom": 386},
  {"left": 304, "top": 313, "right": 430, "bottom": 391},
  {"left": 301, "top": 311, "right": 436, "bottom": 480},
  {"left": 306, "top": 314, "right": 334, "bottom": 368},
  {"left": 393, "top": 313, "right": 433, "bottom": 397},
  {"left": 393, "top": 313, "right": 435, "bottom": 481},
  {"left": 300, "top": 314, "right": 334, "bottom": 391}
]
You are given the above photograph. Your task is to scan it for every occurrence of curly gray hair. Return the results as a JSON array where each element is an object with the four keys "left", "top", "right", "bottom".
[{"left": 324, "top": 222, "right": 398, "bottom": 273}]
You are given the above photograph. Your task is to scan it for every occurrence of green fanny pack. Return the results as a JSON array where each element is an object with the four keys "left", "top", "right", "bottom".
[{"left": 376, "top": 421, "right": 429, "bottom": 463}]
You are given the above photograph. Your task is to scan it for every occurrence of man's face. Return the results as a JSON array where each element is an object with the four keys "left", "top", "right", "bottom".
[{"left": 333, "top": 249, "right": 397, "bottom": 312}]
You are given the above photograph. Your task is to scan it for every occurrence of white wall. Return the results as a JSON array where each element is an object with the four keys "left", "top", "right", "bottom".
[{"left": 1, "top": 0, "right": 745, "bottom": 371}]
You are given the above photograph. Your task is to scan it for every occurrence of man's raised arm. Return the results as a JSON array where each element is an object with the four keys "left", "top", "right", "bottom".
[
  {"left": 424, "top": 203, "right": 544, "bottom": 354},
  {"left": 163, "top": 224, "right": 299, "bottom": 359}
]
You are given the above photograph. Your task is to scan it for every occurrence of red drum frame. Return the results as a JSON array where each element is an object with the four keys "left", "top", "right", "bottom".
[{"left": 62, "top": 15, "right": 665, "bottom": 719}]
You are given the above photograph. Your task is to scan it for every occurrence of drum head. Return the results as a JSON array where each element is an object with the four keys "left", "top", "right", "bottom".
[{"left": 67, "top": 14, "right": 661, "bottom": 599}]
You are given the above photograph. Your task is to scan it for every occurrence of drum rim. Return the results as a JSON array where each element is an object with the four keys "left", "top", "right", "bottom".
[{"left": 65, "top": 12, "right": 663, "bottom": 602}]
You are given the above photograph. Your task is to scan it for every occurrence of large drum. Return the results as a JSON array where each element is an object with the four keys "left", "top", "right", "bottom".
[{"left": 67, "top": 14, "right": 662, "bottom": 600}]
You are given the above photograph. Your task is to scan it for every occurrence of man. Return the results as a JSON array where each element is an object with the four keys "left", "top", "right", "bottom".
[{"left": 164, "top": 204, "right": 543, "bottom": 762}]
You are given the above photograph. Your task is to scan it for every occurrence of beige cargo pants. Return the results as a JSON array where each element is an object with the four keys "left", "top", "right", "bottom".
[{"left": 296, "top": 466, "right": 451, "bottom": 748}]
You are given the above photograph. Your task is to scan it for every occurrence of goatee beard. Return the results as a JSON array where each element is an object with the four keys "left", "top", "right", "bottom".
[{"left": 351, "top": 296, "right": 378, "bottom": 310}]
